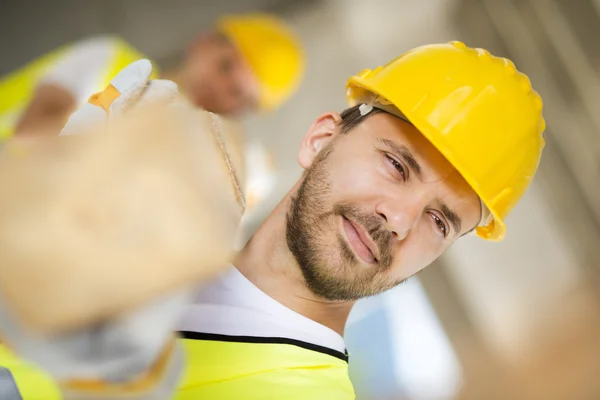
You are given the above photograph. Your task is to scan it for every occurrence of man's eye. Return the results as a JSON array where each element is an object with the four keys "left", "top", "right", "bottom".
[
  {"left": 386, "top": 155, "right": 406, "bottom": 180},
  {"left": 432, "top": 214, "right": 448, "bottom": 237}
]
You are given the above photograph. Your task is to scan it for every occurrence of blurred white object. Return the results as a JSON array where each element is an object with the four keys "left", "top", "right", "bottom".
[
  {"left": 244, "top": 141, "right": 277, "bottom": 211},
  {"left": 60, "top": 59, "right": 178, "bottom": 136},
  {"left": 234, "top": 140, "right": 288, "bottom": 250},
  {"left": 386, "top": 280, "right": 462, "bottom": 400},
  {"left": 346, "top": 279, "right": 462, "bottom": 400}
]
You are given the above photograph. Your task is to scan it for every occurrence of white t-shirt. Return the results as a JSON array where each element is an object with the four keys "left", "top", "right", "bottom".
[
  {"left": 179, "top": 266, "right": 347, "bottom": 354},
  {"left": 39, "top": 36, "right": 115, "bottom": 104}
]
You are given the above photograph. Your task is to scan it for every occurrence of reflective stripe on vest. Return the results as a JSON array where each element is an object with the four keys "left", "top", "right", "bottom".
[{"left": 0, "top": 38, "right": 158, "bottom": 140}]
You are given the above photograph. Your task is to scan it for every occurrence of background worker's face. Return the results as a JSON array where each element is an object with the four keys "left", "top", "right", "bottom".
[
  {"left": 182, "top": 33, "right": 259, "bottom": 115},
  {"left": 287, "top": 110, "right": 481, "bottom": 301}
]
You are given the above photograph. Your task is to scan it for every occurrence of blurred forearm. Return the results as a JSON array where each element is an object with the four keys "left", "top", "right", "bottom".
[{"left": 14, "top": 84, "right": 76, "bottom": 137}]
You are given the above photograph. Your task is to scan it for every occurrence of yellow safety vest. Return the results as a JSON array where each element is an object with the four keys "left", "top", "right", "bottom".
[
  {"left": 0, "top": 37, "right": 156, "bottom": 140},
  {"left": 0, "top": 345, "right": 60, "bottom": 399},
  {"left": 0, "top": 335, "right": 355, "bottom": 400}
]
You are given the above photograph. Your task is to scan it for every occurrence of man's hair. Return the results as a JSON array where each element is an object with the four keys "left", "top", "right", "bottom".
[{"left": 339, "top": 104, "right": 386, "bottom": 134}]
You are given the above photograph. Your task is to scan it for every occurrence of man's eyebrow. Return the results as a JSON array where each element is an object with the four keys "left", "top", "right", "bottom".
[
  {"left": 440, "top": 203, "right": 462, "bottom": 234},
  {"left": 377, "top": 138, "right": 422, "bottom": 178}
]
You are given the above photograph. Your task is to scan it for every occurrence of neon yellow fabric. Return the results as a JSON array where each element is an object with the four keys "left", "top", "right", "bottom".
[
  {"left": 0, "top": 338, "right": 355, "bottom": 399},
  {"left": 176, "top": 338, "right": 354, "bottom": 399},
  {"left": 0, "top": 345, "right": 61, "bottom": 400},
  {"left": 0, "top": 38, "right": 156, "bottom": 140}
]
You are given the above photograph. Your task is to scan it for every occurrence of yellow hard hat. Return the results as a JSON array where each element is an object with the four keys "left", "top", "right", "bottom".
[
  {"left": 346, "top": 41, "right": 545, "bottom": 241},
  {"left": 217, "top": 13, "right": 305, "bottom": 111}
]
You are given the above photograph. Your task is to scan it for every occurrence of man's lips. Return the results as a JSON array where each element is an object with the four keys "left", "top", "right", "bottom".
[{"left": 342, "top": 216, "right": 378, "bottom": 265}]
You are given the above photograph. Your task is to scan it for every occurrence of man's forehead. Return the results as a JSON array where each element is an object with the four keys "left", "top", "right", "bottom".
[{"left": 361, "top": 112, "right": 417, "bottom": 141}]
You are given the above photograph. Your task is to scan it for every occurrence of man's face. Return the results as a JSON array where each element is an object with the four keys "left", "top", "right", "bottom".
[
  {"left": 287, "top": 111, "right": 481, "bottom": 301},
  {"left": 183, "top": 33, "right": 259, "bottom": 115}
]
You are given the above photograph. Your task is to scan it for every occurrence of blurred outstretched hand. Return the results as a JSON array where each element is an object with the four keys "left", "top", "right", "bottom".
[{"left": 0, "top": 60, "right": 242, "bottom": 336}]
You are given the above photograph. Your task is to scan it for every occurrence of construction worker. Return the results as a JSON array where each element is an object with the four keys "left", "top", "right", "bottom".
[
  {"left": 0, "top": 12, "right": 304, "bottom": 140},
  {"left": 0, "top": 41, "right": 545, "bottom": 399}
]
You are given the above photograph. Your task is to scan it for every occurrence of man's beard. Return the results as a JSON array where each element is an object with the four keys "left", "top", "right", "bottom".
[{"left": 286, "top": 144, "right": 403, "bottom": 301}]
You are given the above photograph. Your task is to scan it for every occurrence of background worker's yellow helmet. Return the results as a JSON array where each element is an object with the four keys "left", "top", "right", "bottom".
[
  {"left": 346, "top": 41, "right": 546, "bottom": 241},
  {"left": 217, "top": 13, "right": 305, "bottom": 111}
]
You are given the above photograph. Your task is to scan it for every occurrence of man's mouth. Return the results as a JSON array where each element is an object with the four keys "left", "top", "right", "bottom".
[{"left": 341, "top": 216, "right": 378, "bottom": 265}]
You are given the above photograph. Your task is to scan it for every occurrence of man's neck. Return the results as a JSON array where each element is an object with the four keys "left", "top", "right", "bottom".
[{"left": 235, "top": 195, "right": 354, "bottom": 336}]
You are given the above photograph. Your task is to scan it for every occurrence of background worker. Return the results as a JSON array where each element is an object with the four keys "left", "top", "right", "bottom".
[
  {"left": 0, "top": 12, "right": 304, "bottom": 140},
  {"left": 0, "top": 42, "right": 545, "bottom": 399}
]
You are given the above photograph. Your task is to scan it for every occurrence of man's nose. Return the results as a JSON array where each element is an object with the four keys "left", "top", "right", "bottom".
[{"left": 375, "top": 197, "right": 423, "bottom": 241}]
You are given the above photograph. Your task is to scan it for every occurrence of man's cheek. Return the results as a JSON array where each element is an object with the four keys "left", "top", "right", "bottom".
[
  {"left": 399, "top": 246, "right": 439, "bottom": 279},
  {"left": 333, "top": 166, "right": 381, "bottom": 197}
]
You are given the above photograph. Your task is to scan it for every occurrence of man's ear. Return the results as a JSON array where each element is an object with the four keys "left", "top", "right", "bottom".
[{"left": 298, "top": 112, "right": 342, "bottom": 169}]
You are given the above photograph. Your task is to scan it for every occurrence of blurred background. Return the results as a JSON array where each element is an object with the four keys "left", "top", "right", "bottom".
[{"left": 3, "top": 0, "right": 600, "bottom": 398}]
